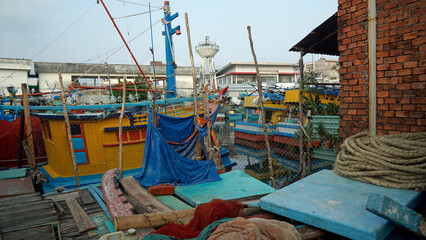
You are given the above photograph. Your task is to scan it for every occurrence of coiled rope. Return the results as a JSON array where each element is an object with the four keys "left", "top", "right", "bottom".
[{"left": 334, "top": 132, "right": 426, "bottom": 190}]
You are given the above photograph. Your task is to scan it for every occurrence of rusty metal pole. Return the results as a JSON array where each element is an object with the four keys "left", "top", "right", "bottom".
[{"left": 247, "top": 26, "right": 275, "bottom": 188}]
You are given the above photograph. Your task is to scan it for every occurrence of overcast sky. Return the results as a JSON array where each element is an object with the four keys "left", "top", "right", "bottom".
[{"left": 0, "top": 0, "right": 338, "bottom": 68}]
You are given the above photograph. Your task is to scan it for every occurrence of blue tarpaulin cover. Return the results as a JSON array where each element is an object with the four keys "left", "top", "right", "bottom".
[{"left": 136, "top": 111, "right": 221, "bottom": 187}]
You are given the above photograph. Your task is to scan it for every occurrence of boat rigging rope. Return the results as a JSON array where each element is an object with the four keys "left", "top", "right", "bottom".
[
  {"left": 333, "top": 132, "right": 426, "bottom": 190},
  {"left": 73, "top": 19, "right": 161, "bottom": 84},
  {"left": 0, "top": 3, "right": 96, "bottom": 85}
]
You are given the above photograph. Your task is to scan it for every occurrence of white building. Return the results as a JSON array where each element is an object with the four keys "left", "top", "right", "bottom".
[
  {"left": 304, "top": 58, "right": 339, "bottom": 83},
  {"left": 0, "top": 58, "right": 32, "bottom": 95},
  {"left": 216, "top": 62, "right": 300, "bottom": 97},
  {"left": 0, "top": 58, "right": 198, "bottom": 97}
]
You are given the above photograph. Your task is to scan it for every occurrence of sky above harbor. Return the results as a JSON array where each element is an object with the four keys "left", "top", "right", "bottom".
[{"left": 0, "top": 0, "right": 338, "bottom": 69}]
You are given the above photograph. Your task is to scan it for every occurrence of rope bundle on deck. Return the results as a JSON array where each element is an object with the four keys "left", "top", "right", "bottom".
[{"left": 334, "top": 132, "right": 426, "bottom": 190}]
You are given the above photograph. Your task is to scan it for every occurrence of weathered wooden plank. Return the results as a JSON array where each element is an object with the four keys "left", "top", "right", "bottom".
[
  {"left": 121, "top": 176, "right": 172, "bottom": 213},
  {"left": 156, "top": 195, "right": 193, "bottom": 210},
  {"left": 0, "top": 193, "right": 40, "bottom": 206},
  {"left": 86, "top": 187, "right": 111, "bottom": 221},
  {"left": 297, "top": 225, "right": 327, "bottom": 240},
  {"left": 57, "top": 198, "right": 103, "bottom": 222},
  {"left": 0, "top": 200, "right": 53, "bottom": 217},
  {"left": 54, "top": 201, "right": 67, "bottom": 215},
  {"left": 0, "top": 177, "right": 35, "bottom": 198},
  {"left": 66, "top": 198, "right": 96, "bottom": 233},
  {"left": 44, "top": 191, "right": 80, "bottom": 202},
  {"left": 79, "top": 190, "right": 96, "bottom": 205},
  {"left": 0, "top": 212, "right": 58, "bottom": 233},
  {"left": 1, "top": 224, "right": 55, "bottom": 240},
  {"left": 366, "top": 194, "right": 424, "bottom": 236},
  {"left": 0, "top": 168, "right": 26, "bottom": 180}
]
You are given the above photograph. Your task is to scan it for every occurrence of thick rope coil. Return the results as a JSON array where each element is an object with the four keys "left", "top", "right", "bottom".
[{"left": 334, "top": 132, "right": 426, "bottom": 190}]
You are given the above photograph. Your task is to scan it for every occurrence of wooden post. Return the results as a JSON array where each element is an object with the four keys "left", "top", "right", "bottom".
[
  {"left": 58, "top": 71, "right": 80, "bottom": 187},
  {"left": 115, "top": 208, "right": 196, "bottom": 231},
  {"left": 247, "top": 26, "right": 275, "bottom": 188},
  {"left": 185, "top": 13, "right": 199, "bottom": 122},
  {"left": 118, "top": 77, "right": 126, "bottom": 179},
  {"left": 298, "top": 51, "right": 306, "bottom": 177},
  {"left": 21, "top": 84, "right": 36, "bottom": 169}
]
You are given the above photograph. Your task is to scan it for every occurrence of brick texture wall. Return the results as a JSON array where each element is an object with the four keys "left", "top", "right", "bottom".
[{"left": 338, "top": 0, "right": 425, "bottom": 139}]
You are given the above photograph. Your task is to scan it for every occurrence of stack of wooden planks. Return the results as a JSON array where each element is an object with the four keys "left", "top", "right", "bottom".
[{"left": 0, "top": 193, "right": 57, "bottom": 240}]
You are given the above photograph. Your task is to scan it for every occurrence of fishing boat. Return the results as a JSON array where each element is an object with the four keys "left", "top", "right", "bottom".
[
  {"left": 233, "top": 87, "right": 339, "bottom": 150},
  {"left": 0, "top": 1, "right": 229, "bottom": 193}
]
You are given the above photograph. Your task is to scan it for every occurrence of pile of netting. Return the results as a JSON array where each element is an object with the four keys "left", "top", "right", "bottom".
[
  {"left": 146, "top": 199, "right": 244, "bottom": 239},
  {"left": 334, "top": 132, "right": 426, "bottom": 190}
]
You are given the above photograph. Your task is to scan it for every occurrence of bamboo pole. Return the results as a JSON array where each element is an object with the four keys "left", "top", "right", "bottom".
[
  {"left": 21, "top": 83, "right": 36, "bottom": 170},
  {"left": 58, "top": 71, "right": 80, "bottom": 187},
  {"left": 298, "top": 51, "right": 306, "bottom": 177},
  {"left": 118, "top": 77, "right": 126, "bottom": 179},
  {"left": 185, "top": 12, "right": 205, "bottom": 161},
  {"left": 184, "top": 13, "right": 199, "bottom": 121},
  {"left": 115, "top": 208, "right": 195, "bottom": 231},
  {"left": 247, "top": 26, "right": 275, "bottom": 188}
]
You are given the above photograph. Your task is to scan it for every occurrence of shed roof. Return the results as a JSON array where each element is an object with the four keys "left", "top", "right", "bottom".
[{"left": 289, "top": 13, "right": 338, "bottom": 56}]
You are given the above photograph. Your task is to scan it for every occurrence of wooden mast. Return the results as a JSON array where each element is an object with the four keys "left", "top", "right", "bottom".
[
  {"left": 247, "top": 26, "right": 276, "bottom": 188},
  {"left": 118, "top": 77, "right": 126, "bottom": 179},
  {"left": 58, "top": 71, "right": 80, "bottom": 187},
  {"left": 21, "top": 83, "right": 36, "bottom": 170}
]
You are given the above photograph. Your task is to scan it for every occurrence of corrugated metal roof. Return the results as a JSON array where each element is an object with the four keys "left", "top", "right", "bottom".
[{"left": 290, "top": 13, "right": 338, "bottom": 56}]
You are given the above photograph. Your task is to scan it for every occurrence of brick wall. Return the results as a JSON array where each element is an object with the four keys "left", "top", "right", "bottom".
[{"left": 338, "top": 0, "right": 425, "bottom": 139}]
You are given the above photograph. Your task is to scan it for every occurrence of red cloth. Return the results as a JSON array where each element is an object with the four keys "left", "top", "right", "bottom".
[
  {"left": 0, "top": 116, "right": 46, "bottom": 168},
  {"left": 152, "top": 199, "right": 244, "bottom": 239}
]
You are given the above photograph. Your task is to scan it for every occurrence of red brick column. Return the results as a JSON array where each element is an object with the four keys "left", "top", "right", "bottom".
[
  {"left": 338, "top": 0, "right": 425, "bottom": 138},
  {"left": 338, "top": 0, "right": 369, "bottom": 139}
]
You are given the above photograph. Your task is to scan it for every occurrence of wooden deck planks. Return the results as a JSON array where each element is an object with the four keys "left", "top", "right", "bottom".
[
  {"left": 66, "top": 198, "right": 96, "bottom": 233},
  {"left": 1, "top": 225, "right": 56, "bottom": 240},
  {"left": 0, "top": 177, "right": 35, "bottom": 198},
  {"left": 79, "top": 189, "right": 96, "bottom": 205}
]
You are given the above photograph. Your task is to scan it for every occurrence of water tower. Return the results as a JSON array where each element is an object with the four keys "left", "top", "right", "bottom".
[{"left": 195, "top": 36, "right": 219, "bottom": 91}]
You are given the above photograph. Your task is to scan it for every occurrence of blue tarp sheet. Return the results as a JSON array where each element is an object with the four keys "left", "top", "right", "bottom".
[{"left": 136, "top": 111, "right": 221, "bottom": 187}]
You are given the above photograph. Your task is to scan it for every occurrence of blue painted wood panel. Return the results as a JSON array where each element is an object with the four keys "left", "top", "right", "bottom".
[
  {"left": 156, "top": 195, "right": 193, "bottom": 210},
  {"left": 174, "top": 170, "right": 276, "bottom": 207},
  {"left": 75, "top": 151, "right": 88, "bottom": 164},
  {"left": 260, "top": 170, "right": 424, "bottom": 240},
  {"left": 0, "top": 168, "right": 26, "bottom": 180},
  {"left": 72, "top": 137, "right": 85, "bottom": 150}
]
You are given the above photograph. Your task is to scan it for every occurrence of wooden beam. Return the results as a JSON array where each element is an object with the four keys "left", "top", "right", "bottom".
[
  {"left": 21, "top": 83, "right": 36, "bottom": 169},
  {"left": 66, "top": 198, "right": 96, "bottom": 233},
  {"left": 247, "top": 26, "right": 275, "bottom": 188},
  {"left": 58, "top": 70, "right": 80, "bottom": 187},
  {"left": 121, "top": 176, "right": 172, "bottom": 213},
  {"left": 115, "top": 208, "right": 196, "bottom": 231}
]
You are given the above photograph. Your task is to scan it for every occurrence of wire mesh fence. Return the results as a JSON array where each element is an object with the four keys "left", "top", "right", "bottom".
[
  {"left": 0, "top": 82, "right": 339, "bottom": 190},
  {"left": 216, "top": 83, "right": 340, "bottom": 188}
]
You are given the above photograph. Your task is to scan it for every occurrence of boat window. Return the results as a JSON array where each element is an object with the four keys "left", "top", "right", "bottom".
[
  {"left": 41, "top": 119, "right": 52, "bottom": 140},
  {"left": 116, "top": 132, "right": 128, "bottom": 142},
  {"left": 70, "top": 124, "right": 82, "bottom": 136},
  {"left": 129, "top": 130, "right": 140, "bottom": 141}
]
